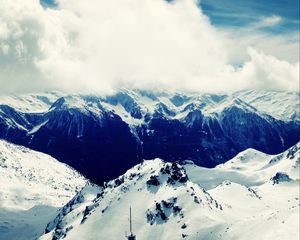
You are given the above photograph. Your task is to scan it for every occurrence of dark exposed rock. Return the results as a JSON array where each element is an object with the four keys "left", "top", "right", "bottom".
[
  {"left": 146, "top": 198, "right": 183, "bottom": 225},
  {"left": 194, "top": 196, "right": 201, "bottom": 204},
  {"left": 271, "top": 172, "right": 292, "bottom": 184},
  {"left": 81, "top": 202, "right": 99, "bottom": 224},
  {"left": 173, "top": 205, "right": 182, "bottom": 213},
  {"left": 45, "top": 191, "right": 85, "bottom": 234},
  {"left": 156, "top": 203, "right": 168, "bottom": 221},
  {"left": 181, "top": 223, "right": 187, "bottom": 229},
  {"left": 162, "top": 198, "right": 177, "bottom": 208},
  {"left": 247, "top": 188, "right": 261, "bottom": 199},
  {"left": 163, "top": 162, "right": 188, "bottom": 185},
  {"left": 114, "top": 176, "right": 124, "bottom": 187},
  {"left": 146, "top": 175, "right": 160, "bottom": 186}
]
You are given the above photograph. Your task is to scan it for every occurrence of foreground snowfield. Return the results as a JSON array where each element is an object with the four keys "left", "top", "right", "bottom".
[
  {"left": 0, "top": 140, "right": 88, "bottom": 240},
  {"left": 39, "top": 143, "right": 299, "bottom": 240}
]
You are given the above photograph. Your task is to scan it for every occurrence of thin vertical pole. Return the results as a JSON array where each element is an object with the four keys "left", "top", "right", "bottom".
[{"left": 130, "top": 206, "right": 132, "bottom": 234}]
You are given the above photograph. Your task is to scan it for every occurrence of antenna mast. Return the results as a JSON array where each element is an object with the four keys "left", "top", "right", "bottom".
[
  {"left": 126, "top": 206, "right": 136, "bottom": 240},
  {"left": 130, "top": 206, "right": 133, "bottom": 234}
]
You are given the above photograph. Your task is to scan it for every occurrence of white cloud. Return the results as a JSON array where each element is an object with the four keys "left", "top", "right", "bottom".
[
  {"left": 261, "top": 15, "right": 282, "bottom": 26},
  {"left": 0, "top": 0, "right": 298, "bottom": 94},
  {"left": 238, "top": 47, "right": 299, "bottom": 91},
  {"left": 222, "top": 29, "right": 299, "bottom": 64}
]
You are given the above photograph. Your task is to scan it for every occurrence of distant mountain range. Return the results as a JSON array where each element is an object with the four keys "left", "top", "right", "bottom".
[{"left": 0, "top": 89, "right": 299, "bottom": 181}]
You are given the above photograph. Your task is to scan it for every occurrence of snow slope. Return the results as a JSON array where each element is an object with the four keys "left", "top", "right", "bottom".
[
  {"left": 234, "top": 90, "right": 300, "bottom": 122},
  {"left": 39, "top": 143, "right": 300, "bottom": 240},
  {"left": 0, "top": 140, "right": 88, "bottom": 240},
  {"left": 185, "top": 142, "right": 300, "bottom": 189},
  {"left": 0, "top": 92, "right": 62, "bottom": 113}
]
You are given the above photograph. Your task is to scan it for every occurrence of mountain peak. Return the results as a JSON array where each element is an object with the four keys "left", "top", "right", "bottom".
[{"left": 41, "top": 159, "right": 223, "bottom": 240}]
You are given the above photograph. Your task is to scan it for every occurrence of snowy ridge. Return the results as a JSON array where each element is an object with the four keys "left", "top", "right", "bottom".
[
  {"left": 0, "top": 92, "right": 62, "bottom": 113},
  {"left": 0, "top": 140, "right": 88, "bottom": 240},
  {"left": 217, "top": 142, "right": 300, "bottom": 183},
  {"left": 1, "top": 89, "right": 297, "bottom": 139},
  {"left": 234, "top": 90, "right": 300, "bottom": 122},
  {"left": 40, "top": 159, "right": 224, "bottom": 240},
  {"left": 40, "top": 143, "right": 299, "bottom": 240},
  {"left": 0, "top": 89, "right": 298, "bottom": 122},
  {"left": 185, "top": 142, "right": 300, "bottom": 189}
]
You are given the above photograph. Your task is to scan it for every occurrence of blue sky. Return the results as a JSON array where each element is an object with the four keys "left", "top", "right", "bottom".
[
  {"left": 199, "top": 0, "right": 299, "bottom": 34},
  {"left": 41, "top": 0, "right": 299, "bottom": 35}
]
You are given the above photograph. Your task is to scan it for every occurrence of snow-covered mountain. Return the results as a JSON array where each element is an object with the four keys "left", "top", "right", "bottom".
[
  {"left": 0, "top": 89, "right": 299, "bottom": 181},
  {"left": 233, "top": 90, "right": 300, "bottom": 122},
  {"left": 185, "top": 141, "right": 300, "bottom": 189},
  {"left": 1, "top": 89, "right": 298, "bottom": 122},
  {"left": 0, "top": 92, "right": 62, "bottom": 113},
  {"left": 39, "top": 142, "right": 299, "bottom": 240},
  {"left": 0, "top": 140, "right": 88, "bottom": 240}
]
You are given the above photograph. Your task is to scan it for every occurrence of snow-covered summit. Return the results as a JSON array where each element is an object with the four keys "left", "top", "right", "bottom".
[
  {"left": 40, "top": 143, "right": 300, "bottom": 240},
  {"left": 217, "top": 142, "right": 300, "bottom": 182},
  {"left": 40, "top": 159, "right": 223, "bottom": 240}
]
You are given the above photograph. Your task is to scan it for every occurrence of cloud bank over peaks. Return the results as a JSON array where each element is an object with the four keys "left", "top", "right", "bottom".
[{"left": 0, "top": 0, "right": 298, "bottom": 94}]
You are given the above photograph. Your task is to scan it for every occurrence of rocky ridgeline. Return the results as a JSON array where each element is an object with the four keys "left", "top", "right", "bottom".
[
  {"left": 44, "top": 184, "right": 102, "bottom": 240},
  {"left": 43, "top": 160, "right": 223, "bottom": 240},
  {"left": 146, "top": 162, "right": 189, "bottom": 187}
]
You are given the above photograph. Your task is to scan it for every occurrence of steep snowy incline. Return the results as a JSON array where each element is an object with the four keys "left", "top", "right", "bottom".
[
  {"left": 40, "top": 159, "right": 224, "bottom": 240},
  {"left": 39, "top": 143, "right": 299, "bottom": 240},
  {"left": 0, "top": 140, "right": 88, "bottom": 240}
]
